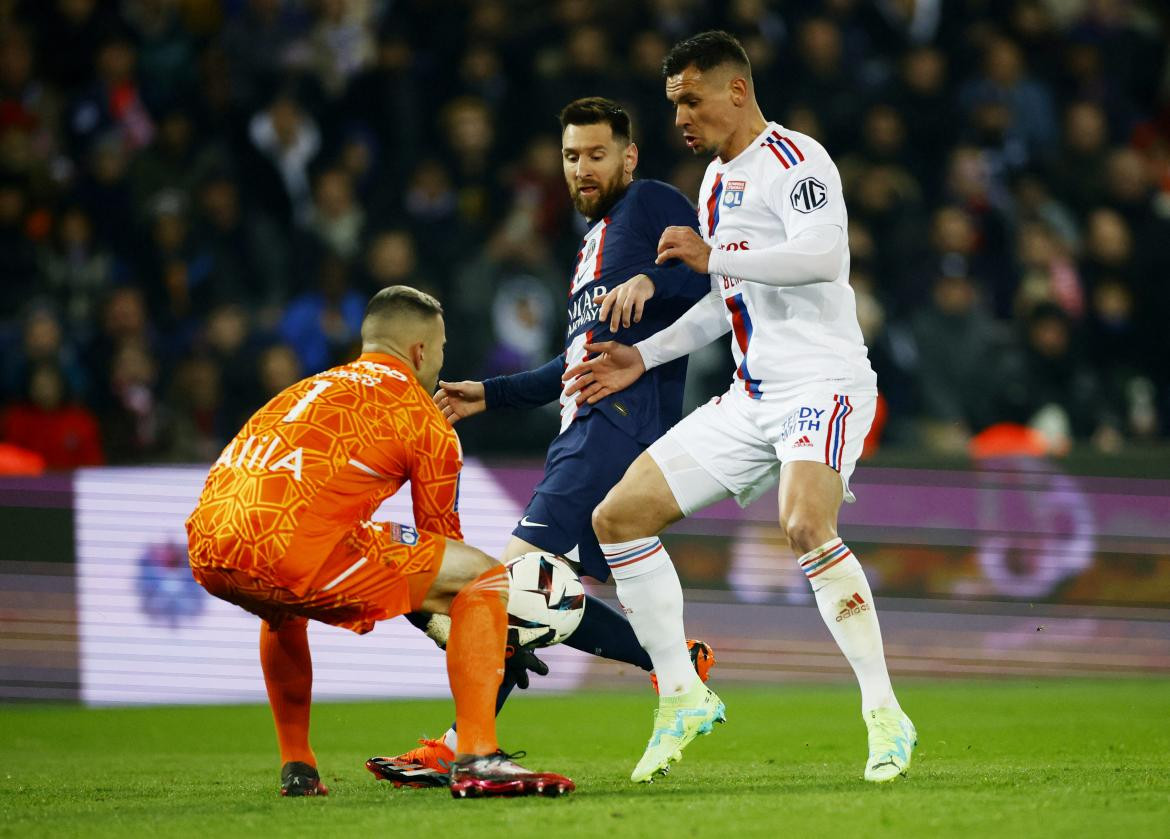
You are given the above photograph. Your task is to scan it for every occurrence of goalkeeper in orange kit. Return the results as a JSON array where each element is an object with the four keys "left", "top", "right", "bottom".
[{"left": 185, "top": 285, "right": 574, "bottom": 799}]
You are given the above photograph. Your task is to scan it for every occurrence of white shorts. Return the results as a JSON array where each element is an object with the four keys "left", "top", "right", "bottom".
[{"left": 647, "top": 388, "right": 876, "bottom": 516}]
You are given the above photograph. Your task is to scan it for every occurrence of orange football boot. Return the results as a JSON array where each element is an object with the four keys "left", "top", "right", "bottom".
[
  {"left": 366, "top": 737, "right": 455, "bottom": 788},
  {"left": 650, "top": 639, "right": 716, "bottom": 694}
]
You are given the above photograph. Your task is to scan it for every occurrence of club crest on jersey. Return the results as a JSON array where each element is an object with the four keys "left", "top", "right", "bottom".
[
  {"left": 389, "top": 523, "right": 420, "bottom": 546},
  {"left": 582, "top": 237, "right": 597, "bottom": 264},
  {"left": 723, "top": 180, "right": 746, "bottom": 208},
  {"left": 790, "top": 176, "right": 828, "bottom": 213}
]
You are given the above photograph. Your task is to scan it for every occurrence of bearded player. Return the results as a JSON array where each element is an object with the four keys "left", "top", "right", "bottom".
[
  {"left": 565, "top": 32, "right": 917, "bottom": 783},
  {"left": 367, "top": 98, "right": 716, "bottom": 788},
  {"left": 186, "top": 286, "right": 574, "bottom": 799}
]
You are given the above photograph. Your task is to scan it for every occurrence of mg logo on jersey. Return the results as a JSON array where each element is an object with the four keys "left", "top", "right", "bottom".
[
  {"left": 790, "top": 176, "right": 828, "bottom": 213},
  {"left": 723, "top": 180, "right": 746, "bottom": 208}
]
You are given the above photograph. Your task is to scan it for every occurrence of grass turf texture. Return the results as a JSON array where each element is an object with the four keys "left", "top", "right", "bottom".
[{"left": 3, "top": 680, "right": 1169, "bottom": 838}]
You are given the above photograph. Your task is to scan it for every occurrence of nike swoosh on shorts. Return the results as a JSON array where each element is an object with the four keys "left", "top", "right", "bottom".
[{"left": 519, "top": 516, "right": 548, "bottom": 528}]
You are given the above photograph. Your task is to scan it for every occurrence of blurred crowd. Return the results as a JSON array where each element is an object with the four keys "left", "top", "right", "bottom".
[{"left": 1, "top": 0, "right": 1169, "bottom": 470}]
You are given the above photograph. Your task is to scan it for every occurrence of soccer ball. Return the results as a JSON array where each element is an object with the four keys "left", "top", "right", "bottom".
[{"left": 504, "top": 552, "right": 586, "bottom": 646}]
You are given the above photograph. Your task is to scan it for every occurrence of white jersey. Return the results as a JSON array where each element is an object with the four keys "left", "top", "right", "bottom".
[{"left": 698, "top": 122, "right": 876, "bottom": 401}]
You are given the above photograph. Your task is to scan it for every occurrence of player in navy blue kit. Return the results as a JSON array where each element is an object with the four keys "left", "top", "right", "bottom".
[{"left": 366, "top": 98, "right": 715, "bottom": 788}]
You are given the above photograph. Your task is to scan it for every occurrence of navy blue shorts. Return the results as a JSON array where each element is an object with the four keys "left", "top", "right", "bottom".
[{"left": 512, "top": 412, "right": 645, "bottom": 582}]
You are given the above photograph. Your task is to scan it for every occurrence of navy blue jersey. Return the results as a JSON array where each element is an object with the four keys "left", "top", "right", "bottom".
[{"left": 483, "top": 179, "right": 709, "bottom": 445}]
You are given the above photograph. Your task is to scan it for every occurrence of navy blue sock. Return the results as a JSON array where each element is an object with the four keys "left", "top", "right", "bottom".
[
  {"left": 564, "top": 593, "right": 653, "bottom": 670},
  {"left": 451, "top": 669, "right": 518, "bottom": 736},
  {"left": 493, "top": 671, "right": 518, "bottom": 715}
]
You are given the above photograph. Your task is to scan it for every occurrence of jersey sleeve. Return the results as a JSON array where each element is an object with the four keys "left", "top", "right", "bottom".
[
  {"left": 637, "top": 182, "right": 711, "bottom": 303},
  {"left": 482, "top": 354, "right": 565, "bottom": 410},
  {"left": 705, "top": 224, "right": 845, "bottom": 287},
  {"left": 408, "top": 410, "right": 464, "bottom": 540},
  {"left": 635, "top": 285, "right": 730, "bottom": 370},
  {"left": 767, "top": 145, "right": 846, "bottom": 240}
]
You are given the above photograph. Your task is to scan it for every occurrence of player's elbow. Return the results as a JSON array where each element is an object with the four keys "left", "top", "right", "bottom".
[{"left": 797, "top": 226, "right": 846, "bottom": 284}]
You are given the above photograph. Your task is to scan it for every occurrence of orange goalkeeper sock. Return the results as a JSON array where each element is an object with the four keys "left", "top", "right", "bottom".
[
  {"left": 446, "top": 564, "right": 509, "bottom": 756},
  {"left": 259, "top": 616, "right": 317, "bottom": 767}
]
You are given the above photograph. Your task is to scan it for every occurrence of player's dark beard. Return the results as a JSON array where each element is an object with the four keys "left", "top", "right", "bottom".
[{"left": 573, "top": 176, "right": 627, "bottom": 221}]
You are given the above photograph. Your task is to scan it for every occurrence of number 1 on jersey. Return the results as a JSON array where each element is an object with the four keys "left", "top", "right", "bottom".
[{"left": 282, "top": 379, "right": 333, "bottom": 423}]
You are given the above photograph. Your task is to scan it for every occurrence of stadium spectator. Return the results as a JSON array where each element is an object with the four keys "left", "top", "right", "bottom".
[
  {"left": 38, "top": 205, "right": 115, "bottom": 339},
  {"left": 136, "top": 190, "right": 214, "bottom": 355},
  {"left": 98, "top": 338, "right": 169, "bottom": 463},
  {"left": 959, "top": 35, "right": 1058, "bottom": 166},
  {"left": 304, "top": 166, "right": 364, "bottom": 262},
  {"left": 166, "top": 355, "right": 225, "bottom": 463},
  {"left": 123, "top": 0, "right": 199, "bottom": 112},
  {"left": 65, "top": 29, "right": 154, "bottom": 158},
  {"left": 218, "top": 0, "right": 308, "bottom": 111},
  {"left": 2, "top": 304, "right": 89, "bottom": 403},
  {"left": 361, "top": 228, "right": 436, "bottom": 298},
  {"left": 193, "top": 171, "right": 286, "bottom": 311},
  {"left": 1046, "top": 101, "right": 1112, "bottom": 218},
  {"left": 24, "top": 0, "right": 123, "bottom": 95},
  {"left": 255, "top": 342, "right": 301, "bottom": 401},
  {"left": 300, "top": 0, "right": 375, "bottom": 99},
  {"left": 86, "top": 285, "right": 155, "bottom": 412},
  {"left": 1013, "top": 220, "right": 1083, "bottom": 320},
  {"left": 910, "top": 271, "right": 1009, "bottom": 452},
  {"left": 889, "top": 46, "right": 958, "bottom": 200},
  {"left": 999, "top": 302, "right": 1118, "bottom": 451},
  {"left": 785, "top": 17, "right": 865, "bottom": 150},
  {"left": 0, "top": 175, "right": 40, "bottom": 313},
  {"left": 278, "top": 250, "right": 364, "bottom": 374},
  {"left": 199, "top": 303, "right": 260, "bottom": 432},
  {"left": 127, "top": 104, "right": 219, "bottom": 221},
  {"left": 244, "top": 89, "right": 320, "bottom": 226},
  {"left": 0, "top": 361, "right": 103, "bottom": 469},
  {"left": 439, "top": 96, "right": 503, "bottom": 237},
  {"left": 0, "top": 26, "right": 62, "bottom": 181},
  {"left": 73, "top": 130, "right": 137, "bottom": 259}
]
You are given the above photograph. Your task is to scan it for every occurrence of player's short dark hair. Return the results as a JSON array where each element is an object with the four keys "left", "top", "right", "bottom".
[
  {"left": 662, "top": 30, "right": 751, "bottom": 78},
  {"left": 558, "top": 97, "right": 632, "bottom": 144},
  {"left": 364, "top": 285, "right": 443, "bottom": 323}
]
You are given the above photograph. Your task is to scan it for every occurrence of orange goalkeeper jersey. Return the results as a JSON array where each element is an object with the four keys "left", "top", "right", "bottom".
[{"left": 186, "top": 352, "right": 462, "bottom": 597}]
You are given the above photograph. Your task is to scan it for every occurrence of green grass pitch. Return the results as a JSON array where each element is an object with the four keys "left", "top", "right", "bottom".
[{"left": 3, "top": 680, "right": 1169, "bottom": 838}]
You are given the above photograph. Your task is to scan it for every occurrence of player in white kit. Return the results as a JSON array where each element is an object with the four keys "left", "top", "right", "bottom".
[{"left": 563, "top": 31, "right": 917, "bottom": 784}]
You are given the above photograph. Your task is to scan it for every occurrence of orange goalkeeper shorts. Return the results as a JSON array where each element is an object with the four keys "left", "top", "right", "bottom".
[{"left": 189, "top": 521, "right": 445, "bottom": 634}]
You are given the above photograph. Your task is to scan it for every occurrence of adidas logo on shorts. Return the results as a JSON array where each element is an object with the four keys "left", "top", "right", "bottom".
[
  {"left": 835, "top": 592, "right": 869, "bottom": 622},
  {"left": 792, "top": 435, "right": 814, "bottom": 448}
]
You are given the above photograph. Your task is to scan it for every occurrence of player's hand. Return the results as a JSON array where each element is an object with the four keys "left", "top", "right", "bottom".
[
  {"left": 561, "top": 341, "right": 646, "bottom": 406},
  {"left": 597, "top": 273, "right": 655, "bottom": 333},
  {"left": 433, "top": 380, "right": 486, "bottom": 425},
  {"left": 505, "top": 626, "right": 555, "bottom": 689},
  {"left": 406, "top": 611, "right": 451, "bottom": 649},
  {"left": 656, "top": 226, "right": 711, "bottom": 273}
]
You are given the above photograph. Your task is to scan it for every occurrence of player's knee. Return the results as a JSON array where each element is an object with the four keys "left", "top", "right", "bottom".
[
  {"left": 782, "top": 512, "right": 835, "bottom": 556},
  {"left": 465, "top": 548, "right": 498, "bottom": 583},
  {"left": 591, "top": 496, "right": 624, "bottom": 543},
  {"left": 429, "top": 543, "right": 501, "bottom": 612},
  {"left": 450, "top": 547, "right": 497, "bottom": 590}
]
